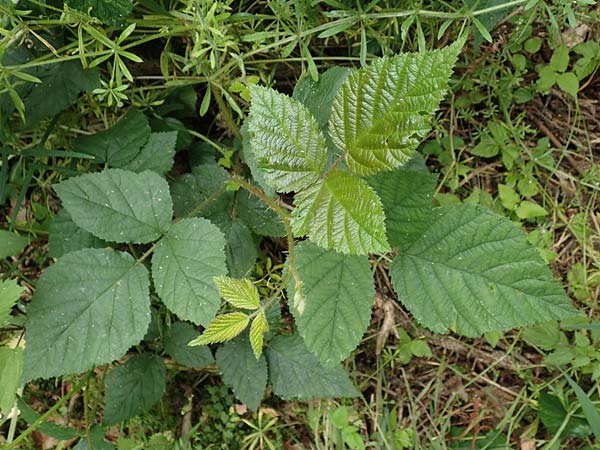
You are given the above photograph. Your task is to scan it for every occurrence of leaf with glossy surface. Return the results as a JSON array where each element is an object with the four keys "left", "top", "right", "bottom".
[
  {"left": 104, "top": 354, "right": 166, "bottom": 424},
  {"left": 248, "top": 85, "right": 327, "bottom": 193},
  {"left": 152, "top": 218, "right": 227, "bottom": 326},
  {"left": 55, "top": 169, "right": 172, "bottom": 244},
  {"left": 122, "top": 131, "right": 177, "bottom": 175},
  {"left": 24, "top": 248, "right": 151, "bottom": 380},
  {"left": 329, "top": 44, "right": 461, "bottom": 175},
  {"left": 164, "top": 322, "right": 214, "bottom": 368},
  {"left": 213, "top": 276, "right": 260, "bottom": 310},
  {"left": 291, "top": 170, "right": 389, "bottom": 255},
  {"left": 266, "top": 334, "right": 359, "bottom": 400},
  {"left": 0, "top": 230, "right": 28, "bottom": 258},
  {"left": 390, "top": 204, "right": 579, "bottom": 336},
  {"left": 288, "top": 242, "right": 374, "bottom": 365},
  {"left": 48, "top": 209, "right": 107, "bottom": 258},
  {"left": 216, "top": 338, "right": 267, "bottom": 410}
]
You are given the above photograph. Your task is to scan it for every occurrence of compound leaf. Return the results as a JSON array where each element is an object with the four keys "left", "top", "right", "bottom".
[
  {"left": 216, "top": 338, "right": 267, "bottom": 410},
  {"left": 152, "top": 218, "right": 227, "bottom": 326},
  {"left": 48, "top": 209, "right": 107, "bottom": 258},
  {"left": 291, "top": 169, "right": 389, "bottom": 255},
  {"left": 55, "top": 169, "right": 172, "bottom": 244},
  {"left": 288, "top": 242, "right": 375, "bottom": 365},
  {"left": 213, "top": 276, "right": 260, "bottom": 310},
  {"left": 190, "top": 312, "right": 250, "bottom": 345},
  {"left": 164, "top": 322, "right": 214, "bottom": 368},
  {"left": 0, "top": 278, "right": 24, "bottom": 328},
  {"left": 103, "top": 354, "right": 166, "bottom": 424},
  {"left": 390, "top": 204, "right": 579, "bottom": 336},
  {"left": 248, "top": 86, "right": 327, "bottom": 193},
  {"left": 24, "top": 248, "right": 151, "bottom": 380},
  {"left": 329, "top": 43, "right": 461, "bottom": 175},
  {"left": 266, "top": 334, "right": 358, "bottom": 400},
  {"left": 249, "top": 311, "right": 269, "bottom": 359},
  {"left": 122, "top": 131, "right": 177, "bottom": 175}
]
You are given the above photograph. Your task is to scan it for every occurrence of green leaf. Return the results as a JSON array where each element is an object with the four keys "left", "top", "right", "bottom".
[
  {"left": 0, "top": 347, "right": 23, "bottom": 414},
  {"left": 24, "top": 248, "right": 151, "bottom": 380},
  {"left": 288, "top": 242, "right": 375, "bottom": 365},
  {"left": 390, "top": 204, "right": 578, "bottom": 336},
  {"left": 224, "top": 219, "right": 258, "bottom": 278},
  {"left": 0, "top": 229, "right": 28, "bottom": 258},
  {"left": 171, "top": 164, "right": 230, "bottom": 218},
  {"left": 121, "top": 131, "right": 177, "bottom": 175},
  {"left": 515, "top": 200, "right": 548, "bottom": 220},
  {"left": 103, "top": 354, "right": 166, "bottom": 424},
  {"left": 241, "top": 123, "right": 276, "bottom": 198},
  {"left": 66, "top": 0, "right": 133, "bottom": 26},
  {"left": 498, "top": 184, "right": 520, "bottom": 210},
  {"left": 236, "top": 191, "right": 284, "bottom": 237},
  {"left": 151, "top": 218, "right": 227, "bottom": 326},
  {"left": 266, "top": 334, "right": 359, "bottom": 400},
  {"left": 73, "top": 425, "right": 115, "bottom": 450},
  {"left": 248, "top": 85, "right": 327, "bottom": 193},
  {"left": 366, "top": 167, "right": 437, "bottom": 248},
  {"left": 164, "top": 322, "right": 214, "bottom": 368},
  {"left": 329, "top": 44, "right": 461, "bottom": 175},
  {"left": 189, "top": 312, "right": 249, "bottom": 345},
  {"left": 48, "top": 209, "right": 107, "bottom": 258},
  {"left": 55, "top": 169, "right": 173, "bottom": 244},
  {"left": 539, "top": 392, "right": 590, "bottom": 438},
  {"left": 556, "top": 72, "right": 579, "bottom": 98},
  {"left": 213, "top": 276, "right": 260, "bottom": 310},
  {"left": 565, "top": 374, "right": 600, "bottom": 441},
  {"left": 73, "top": 110, "right": 151, "bottom": 166},
  {"left": 0, "top": 278, "right": 24, "bottom": 328},
  {"left": 249, "top": 311, "right": 269, "bottom": 359},
  {"left": 22, "top": 61, "right": 100, "bottom": 127},
  {"left": 291, "top": 170, "right": 389, "bottom": 255},
  {"left": 216, "top": 338, "right": 267, "bottom": 410},
  {"left": 550, "top": 45, "right": 570, "bottom": 73}
]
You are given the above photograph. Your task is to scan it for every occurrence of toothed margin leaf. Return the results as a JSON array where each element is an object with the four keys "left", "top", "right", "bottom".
[
  {"left": 241, "top": 123, "right": 276, "bottom": 198},
  {"left": 288, "top": 242, "right": 375, "bottom": 365},
  {"left": 236, "top": 191, "right": 285, "bottom": 237},
  {"left": 73, "top": 110, "right": 150, "bottom": 166},
  {"left": 190, "top": 312, "right": 249, "bottom": 345},
  {"left": 216, "top": 338, "right": 267, "bottom": 411},
  {"left": 213, "top": 276, "right": 260, "bottom": 310},
  {"left": 329, "top": 44, "right": 461, "bottom": 175},
  {"left": 24, "top": 248, "right": 151, "bottom": 380},
  {"left": 390, "top": 204, "right": 579, "bottom": 336},
  {"left": 291, "top": 170, "right": 389, "bottom": 255},
  {"left": 103, "top": 354, "right": 166, "bottom": 425},
  {"left": 0, "top": 278, "right": 24, "bottom": 328},
  {"left": 66, "top": 0, "right": 132, "bottom": 27},
  {"left": 152, "top": 218, "right": 227, "bottom": 326},
  {"left": 170, "top": 164, "right": 230, "bottom": 218},
  {"left": 54, "top": 169, "right": 172, "bottom": 244},
  {"left": 266, "top": 334, "right": 359, "bottom": 400},
  {"left": 122, "top": 131, "right": 177, "bottom": 175},
  {"left": 366, "top": 167, "right": 437, "bottom": 248},
  {"left": 164, "top": 322, "right": 214, "bottom": 368},
  {"left": 248, "top": 85, "right": 327, "bottom": 193},
  {"left": 250, "top": 311, "right": 269, "bottom": 359},
  {"left": 0, "top": 229, "right": 28, "bottom": 258},
  {"left": 48, "top": 209, "right": 107, "bottom": 258},
  {"left": 0, "top": 348, "right": 23, "bottom": 414},
  {"left": 224, "top": 219, "right": 257, "bottom": 278}
]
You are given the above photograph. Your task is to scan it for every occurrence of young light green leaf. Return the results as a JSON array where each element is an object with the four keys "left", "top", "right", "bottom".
[
  {"left": 329, "top": 43, "right": 461, "bottom": 175},
  {"left": 55, "top": 169, "right": 173, "bottom": 244},
  {"left": 266, "top": 334, "right": 359, "bottom": 400},
  {"left": 249, "top": 311, "right": 269, "bottom": 359},
  {"left": 152, "top": 218, "right": 227, "bottom": 326},
  {"left": 248, "top": 85, "right": 327, "bottom": 193},
  {"left": 213, "top": 276, "right": 260, "bottom": 310},
  {"left": 121, "top": 131, "right": 177, "bottom": 175},
  {"left": 189, "top": 312, "right": 249, "bottom": 346},
  {"left": 24, "top": 248, "right": 151, "bottom": 380},
  {"left": 103, "top": 354, "right": 166, "bottom": 425},
  {"left": 0, "top": 348, "right": 23, "bottom": 414},
  {"left": 164, "top": 322, "right": 214, "bottom": 368},
  {"left": 216, "top": 338, "right": 267, "bottom": 410},
  {"left": 291, "top": 169, "right": 389, "bottom": 255},
  {"left": 288, "top": 242, "right": 375, "bottom": 365},
  {"left": 0, "top": 278, "right": 24, "bottom": 328},
  {"left": 0, "top": 229, "right": 28, "bottom": 259},
  {"left": 48, "top": 209, "right": 107, "bottom": 258},
  {"left": 390, "top": 204, "right": 579, "bottom": 337}
]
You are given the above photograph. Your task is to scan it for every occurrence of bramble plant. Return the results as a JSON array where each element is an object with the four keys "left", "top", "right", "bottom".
[{"left": 19, "top": 39, "right": 578, "bottom": 419}]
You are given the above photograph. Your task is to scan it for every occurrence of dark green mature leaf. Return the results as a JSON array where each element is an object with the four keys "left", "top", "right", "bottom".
[
  {"left": 248, "top": 85, "right": 327, "bottom": 193},
  {"left": 216, "top": 338, "right": 267, "bottom": 410},
  {"left": 0, "top": 278, "right": 24, "bottom": 328},
  {"left": 0, "top": 348, "right": 23, "bottom": 414},
  {"left": 104, "top": 354, "right": 166, "bottom": 424},
  {"left": 329, "top": 43, "right": 461, "bottom": 175},
  {"left": 24, "top": 248, "right": 151, "bottom": 380},
  {"left": 55, "top": 169, "right": 172, "bottom": 244},
  {"left": 288, "top": 242, "right": 375, "bottom": 365},
  {"left": 565, "top": 374, "right": 600, "bottom": 441},
  {"left": 48, "top": 209, "right": 107, "bottom": 258},
  {"left": 171, "top": 164, "right": 230, "bottom": 218},
  {"left": 73, "top": 110, "right": 151, "bottom": 166},
  {"left": 266, "top": 334, "right": 358, "bottom": 400},
  {"left": 122, "top": 131, "right": 177, "bottom": 175},
  {"left": 225, "top": 219, "right": 257, "bottom": 277},
  {"left": 237, "top": 191, "right": 284, "bottom": 237},
  {"left": 164, "top": 322, "right": 214, "bottom": 368},
  {"left": 292, "top": 169, "right": 389, "bottom": 255},
  {"left": 23, "top": 61, "right": 100, "bottom": 127},
  {"left": 390, "top": 204, "right": 579, "bottom": 336},
  {"left": 18, "top": 399, "right": 79, "bottom": 441},
  {"left": 0, "top": 229, "right": 28, "bottom": 258},
  {"left": 73, "top": 425, "right": 115, "bottom": 450},
  {"left": 367, "top": 167, "right": 437, "bottom": 247},
  {"left": 539, "top": 392, "right": 590, "bottom": 438},
  {"left": 66, "top": 0, "right": 133, "bottom": 26},
  {"left": 152, "top": 218, "right": 227, "bottom": 326}
]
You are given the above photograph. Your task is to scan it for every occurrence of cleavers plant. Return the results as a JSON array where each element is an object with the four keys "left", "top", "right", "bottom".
[{"left": 22, "top": 39, "right": 578, "bottom": 418}]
